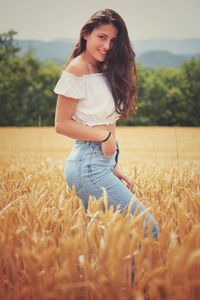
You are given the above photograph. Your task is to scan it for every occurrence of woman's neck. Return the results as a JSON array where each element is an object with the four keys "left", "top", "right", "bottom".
[{"left": 80, "top": 52, "right": 100, "bottom": 73}]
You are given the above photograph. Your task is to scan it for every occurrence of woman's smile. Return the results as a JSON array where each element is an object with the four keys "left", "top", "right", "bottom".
[{"left": 98, "top": 49, "right": 107, "bottom": 57}]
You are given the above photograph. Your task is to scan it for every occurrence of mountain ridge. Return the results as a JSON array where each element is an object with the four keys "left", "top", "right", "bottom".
[{"left": 14, "top": 37, "right": 200, "bottom": 68}]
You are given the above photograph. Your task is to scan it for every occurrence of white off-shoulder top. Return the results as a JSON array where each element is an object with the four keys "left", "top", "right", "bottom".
[{"left": 53, "top": 70, "right": 121, "bottom": 126}]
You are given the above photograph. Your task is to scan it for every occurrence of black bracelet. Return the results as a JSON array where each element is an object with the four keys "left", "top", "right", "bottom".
[{"left": 101, "top": 131, "right": 112, "bottom": 143}]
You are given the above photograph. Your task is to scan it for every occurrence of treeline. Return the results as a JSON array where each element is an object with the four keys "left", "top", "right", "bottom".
[
  {"left": 0, "top": 30, "right": 200, "bottom": 126},
  {"left": 122, "top": 60, "right": 200, "bottom": 126}
]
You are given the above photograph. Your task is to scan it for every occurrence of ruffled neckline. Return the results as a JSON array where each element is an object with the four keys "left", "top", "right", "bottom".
[{"left": 63, "top": 70, "right": 104, "bottom": 79}]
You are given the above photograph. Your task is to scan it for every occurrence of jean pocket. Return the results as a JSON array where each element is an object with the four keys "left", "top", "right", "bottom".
[{"left": 90, "top": 149, "right": 116, "bottom": 170}]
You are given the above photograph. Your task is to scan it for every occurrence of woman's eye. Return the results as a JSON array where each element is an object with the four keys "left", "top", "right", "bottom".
[{"left": 99, "top": 36, "right": 105, "bottom": 40}]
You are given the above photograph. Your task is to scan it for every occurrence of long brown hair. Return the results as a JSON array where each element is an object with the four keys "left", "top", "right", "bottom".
[{"left": 65, "top": 8, "right": 138, "bottom": 119}]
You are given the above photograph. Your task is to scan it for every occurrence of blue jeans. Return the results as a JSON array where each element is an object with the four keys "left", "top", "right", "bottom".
[{"left": 64, "top": 140, "right": 159, "bottom": 240}]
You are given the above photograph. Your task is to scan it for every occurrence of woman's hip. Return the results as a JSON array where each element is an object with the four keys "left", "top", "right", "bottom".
[{"left": 64, "top": 139, "right": 119, "bottom": 191}]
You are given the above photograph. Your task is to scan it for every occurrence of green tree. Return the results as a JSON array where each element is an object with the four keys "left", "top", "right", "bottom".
[
  {"left": 0, "top": 29, "right": 20, "bottom": 60},
  {"left": 180, "top": 58, "right": 200, "bottom": 125},
  {"left": 0, "top": 30, "right": 60, "bottom": 126}
]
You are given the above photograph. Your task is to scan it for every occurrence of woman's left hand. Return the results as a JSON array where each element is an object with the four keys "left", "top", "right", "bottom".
[{"left": 112, "top": 166, "right": 133, "bottom": 190}]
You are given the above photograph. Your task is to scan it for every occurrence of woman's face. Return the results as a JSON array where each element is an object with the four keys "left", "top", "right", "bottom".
[{"left": 84, "top": 23, "right": 118, "bottom": 64}]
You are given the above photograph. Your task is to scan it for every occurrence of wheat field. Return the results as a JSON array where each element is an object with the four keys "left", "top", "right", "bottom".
[{"left": 0, "top": 126, "right": 200, "bottom": 300}]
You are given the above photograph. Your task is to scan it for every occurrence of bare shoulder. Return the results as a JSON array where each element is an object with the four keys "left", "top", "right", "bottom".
[{"left": 65, "top": 56, "right": 89, "bottom": 77}]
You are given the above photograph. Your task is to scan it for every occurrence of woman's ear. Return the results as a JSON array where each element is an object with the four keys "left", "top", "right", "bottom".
[{"left": 83, "top": 33, "right": 87, "bottom": 40}]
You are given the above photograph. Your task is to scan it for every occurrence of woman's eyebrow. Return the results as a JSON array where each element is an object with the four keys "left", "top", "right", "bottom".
[{"left": 98, "top": 33, "right": 117, "bottom": 39}]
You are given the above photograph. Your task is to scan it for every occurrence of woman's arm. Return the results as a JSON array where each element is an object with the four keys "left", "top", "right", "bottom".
[
  {"left": 55, "top": 94, "right": 109, "bottom": 141},
  {"left": 55, "top": 95, "right": 117, "bottom": 157}
]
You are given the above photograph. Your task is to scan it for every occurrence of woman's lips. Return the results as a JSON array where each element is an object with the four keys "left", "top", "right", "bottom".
[{"left": 98, "top": 50, "right": 107, "bottom": 56}]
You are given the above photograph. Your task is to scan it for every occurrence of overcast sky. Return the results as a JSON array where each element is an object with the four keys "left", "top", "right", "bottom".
[{"left": 1, "top": 0, "right": 200, "bottom": 42}]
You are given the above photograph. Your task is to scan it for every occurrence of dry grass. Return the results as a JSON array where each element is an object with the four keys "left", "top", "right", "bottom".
[{"left": 0, "top": 126, "right": 200, "bottom": 300}]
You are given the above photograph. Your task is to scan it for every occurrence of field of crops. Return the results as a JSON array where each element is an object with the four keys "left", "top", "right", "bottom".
[{"left": 0, "top": 126, "right": 199, "bottom": 300}]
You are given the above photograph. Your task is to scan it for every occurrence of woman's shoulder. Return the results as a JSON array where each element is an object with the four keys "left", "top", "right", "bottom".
[
  {"left": 65, "top": 56, "right": 89, "bottom": 78},
  {"left": 54, "top": 56, "right": 86, "bottom": 99}
]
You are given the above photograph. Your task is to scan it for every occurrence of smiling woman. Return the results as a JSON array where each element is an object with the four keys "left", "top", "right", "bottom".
[{"left": 53, "top": 9, "right": 159, "bottom": 242}]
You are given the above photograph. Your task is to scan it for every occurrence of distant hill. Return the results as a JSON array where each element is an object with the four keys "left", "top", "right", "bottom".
[
  {"left": 133, "top": 38, "right": 200, "bottom": 55},
  {"left": 137, "top": 50, "right": 200, "bottom": 68},
  {"left": 14, "top": 39, "right": 76, "bottom": 65},
  {"left": 14, "top": 37, "right": 200, "bottom": 68}
]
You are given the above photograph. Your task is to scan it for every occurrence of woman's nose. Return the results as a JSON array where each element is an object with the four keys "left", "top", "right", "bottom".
[{"left": 103, "top": 40, "right": 111, "bottom": 51}]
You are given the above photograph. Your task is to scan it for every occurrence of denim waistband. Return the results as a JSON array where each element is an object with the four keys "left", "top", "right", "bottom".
[
  {"left": 74, "top": 139, "right": 119, "bottom": 150},
  {"left": 73, "top": 139, "right": 119, "bottom": 166}
]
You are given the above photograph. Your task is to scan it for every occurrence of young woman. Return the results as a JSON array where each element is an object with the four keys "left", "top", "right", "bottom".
[{"left": 54, "top": 9, "right": 159, "bottom": 240}]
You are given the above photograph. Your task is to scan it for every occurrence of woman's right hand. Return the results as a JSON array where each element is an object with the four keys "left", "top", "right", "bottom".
[{"left": 101, "top": 133, "right": 117, "bottom": 157}]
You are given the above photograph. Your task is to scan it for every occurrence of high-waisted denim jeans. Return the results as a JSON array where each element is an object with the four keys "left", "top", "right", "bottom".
[{"left": 64, "top": 140, "right": 159, "bottom": 240}]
